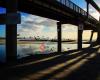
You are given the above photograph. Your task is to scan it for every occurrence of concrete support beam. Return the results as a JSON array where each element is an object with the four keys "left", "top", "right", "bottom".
[
  {"left": 6, "top": 0, "right": 18, "bottom": 63},
  {"left": 97, "top": 29, "right": 100, "bottom": 44},
  {"left": 78, "top": 30, "right": 83, "bottom": 50},
  {"left": 96, "top": 17, "right": 100, "bottom": 44},
  {"left": 78, "top": 23, "right": 83, "bottom": 50},
  {"left": 57, "top": 22, "right": 62, "bottom": 53},
  {"left": 87, "top": 1, "right": 89, "bottom": 18},
  {"left": 89, "top": 31, "right": 94, "bottom": 47},
  {"left": 85, "top": 0, "right": 100, "bottom": 13},
  {"left": 0, "top": 13, "right": 20, "bottom": 24}
]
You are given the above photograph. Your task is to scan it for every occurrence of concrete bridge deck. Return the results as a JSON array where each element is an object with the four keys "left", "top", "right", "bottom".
[{"left": 0, "top": 0, "right": 99, "bottom": 30}]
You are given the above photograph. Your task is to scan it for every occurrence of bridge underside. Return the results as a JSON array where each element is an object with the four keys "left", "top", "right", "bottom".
[{"left": 0, "top": 0, "right": 98, "bottom": 30}]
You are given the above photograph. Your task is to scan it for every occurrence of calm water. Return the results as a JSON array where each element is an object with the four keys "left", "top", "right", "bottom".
[
  {"left": 0, "top": 45, "right": 6, "bottom": 62},
  {"left": 0, "top": 42, "right": 90, "bottom": 62}
]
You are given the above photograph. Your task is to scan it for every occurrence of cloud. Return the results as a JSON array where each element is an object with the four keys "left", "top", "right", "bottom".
[
  {"left": 18, "top": 13, "right": 94, "bottom": 40},
  {"left": 62, "top": 24, "right": 77, "bottom": 32},
  {"left": 17, "top": 13, "right": 58, "bottom": 38},
  {"left": 89, "top": 5, "right": 100, "bottom": 20},
  {"left": 78, "top": 0, "right": 100, "bottom": 20},
  {"left": 83, "top": 5, "right": 99, "bottom": 20},
  {"left": 94, "top": 0, "right": 100, "bottom": 7}
]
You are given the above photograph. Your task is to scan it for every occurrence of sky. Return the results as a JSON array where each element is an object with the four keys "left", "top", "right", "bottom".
[
  {"left": 0, "top": 7, "right": 6, "bottom": 37},
  {"left": 0, "top": 0, "right": 100, "bottom": 40},
  {"left": 71, "top": 0, "right": 86, "bottom": 8}
]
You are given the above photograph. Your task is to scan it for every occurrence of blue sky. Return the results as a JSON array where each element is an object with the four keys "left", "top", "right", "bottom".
[
  {"left": 0, "top": 7, "right": 6, "bottom": 14},
  {"left": 0, "top": 25, "right": 5, "bottom": 37},
  {"left": 0, "top": 7, "right": 5, "bottom": 37},
  {"left": 71, "top": 0, "right": 86, "bottom": 9}
]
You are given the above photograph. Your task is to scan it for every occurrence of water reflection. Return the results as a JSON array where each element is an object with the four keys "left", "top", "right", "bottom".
[
  {"left": 0, "top": 42, "right": 90, "bottom": 62},
  {"left": 0, "top": 45, "right": 6, "bottom": 62},
  {"left": 17, "top": 42, "right": 57, "bottom": 59}
]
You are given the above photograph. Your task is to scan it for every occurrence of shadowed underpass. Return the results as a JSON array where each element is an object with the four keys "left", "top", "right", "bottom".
[
  {"left": 0, "top": 45, "right": 100, "bottom": 80},
  {"left": 0, "top": 0, "right": 100, "bottom": 80}
]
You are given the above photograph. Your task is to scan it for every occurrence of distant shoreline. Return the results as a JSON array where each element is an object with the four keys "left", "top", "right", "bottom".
[
  {"left": 0, "top": 39, "right": 5, "bottom": 44},
  {"left": 0, "top": 39, "right": 92, "bottom": 44}
]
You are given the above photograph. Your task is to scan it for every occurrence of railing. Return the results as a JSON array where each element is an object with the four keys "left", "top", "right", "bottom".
[{"left": 56, "top": 0, "right": 97, "bottom": 22}]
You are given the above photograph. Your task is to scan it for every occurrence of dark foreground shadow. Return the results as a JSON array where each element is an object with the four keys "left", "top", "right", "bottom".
[{"left": 0, "top": 45, "right": 100, "bottom": 80}]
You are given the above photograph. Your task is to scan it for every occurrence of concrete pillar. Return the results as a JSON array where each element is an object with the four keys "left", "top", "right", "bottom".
[
  {"left": 87, "top": 2, "right": 89, "bottom": 18},
  {"left": 78, "top": 30, "right": 83, "bottom": 50},
  {"left": 57, "top": 22, "right": 62, "bottom": 53},
  {"left": 97, "top": 29, "right": 100, "bottom": 44},
  {"left": 89, "top": 31, "right": 94, "bottom": 47},
  {"left": 78, "top": 24, "right": 83, "bottom": 50},
  {"left": 85, "top": 0, "right": 89, "bottom": 18},
  {"left": 97, "top": 17, "right": 100, "bottom": 44},
  {"left": 6, "top": 0, "right": 18, "bottom": 62}
]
